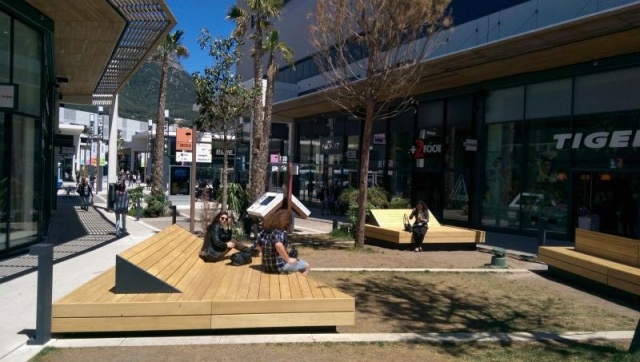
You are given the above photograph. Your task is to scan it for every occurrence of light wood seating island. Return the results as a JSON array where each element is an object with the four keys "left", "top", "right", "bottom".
[
  {"left": 364, "top": 209, "right": 485, "bottom": 247},
  {"left": 538, "top": 228, "right": 640, "bottom": 296},
  {"left": 51, "top": 224, "right": 355, "bottom": 333}
]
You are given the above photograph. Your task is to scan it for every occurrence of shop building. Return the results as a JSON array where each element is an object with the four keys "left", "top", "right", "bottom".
[
  {"left": 0, "top": 0, "right": 175, "bottom": 256},
  {"left": 239, "top": 0, "right": 640, "bottom": 240}
]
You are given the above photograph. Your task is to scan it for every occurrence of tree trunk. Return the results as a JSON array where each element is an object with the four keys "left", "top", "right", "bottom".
[
  {"left": 222, "top": 135, "right": 229, "bottom": 212},
  {"left": 248, "top": 24, "right": 265, "bottom": 202},
  {"left": 152, "top": 55, "right": 169, "bottom": 197},
  {"left": 355, "top": 99, "right": 376, "bottom": 248},
  {"left": 263, "top": 54, "right": 276, "bottom": 188}
]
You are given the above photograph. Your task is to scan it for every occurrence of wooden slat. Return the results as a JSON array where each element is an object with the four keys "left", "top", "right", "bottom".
[
  {"left": 53, "top": 300, "right": 210, "bottom": 318},
  {"left": 210, "top": 312, "right": 354, "bottom": 329},
  {"left": 245, "top": 267, "right": 262, "bottom": 300},
  {"left": 269, "top": 273, "right": 281, "bottom": 300},
  {"left": 210, "top": 298, "right": 354, "bottom": 315},
  {"left": 288, "top": 273, "right": 303, "bottom": 299},
  {"left": 53, "top": 315, "right": 211, "bottom": 333},
  {"left": 575, "top": 228, "right": 640, "bottom": 267}
]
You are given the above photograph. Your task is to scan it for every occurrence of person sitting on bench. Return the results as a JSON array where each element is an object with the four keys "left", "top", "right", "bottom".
[{"left": 200, "top": 211, "right": 248, "bottom": 262}]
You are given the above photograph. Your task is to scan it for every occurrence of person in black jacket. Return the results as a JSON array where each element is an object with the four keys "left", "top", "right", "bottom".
[
  {"left": 409, "top": 200, "right": 430, "bottom": 252},
  {"left": 200, "top": 211, "right": 247, "bottom": 262}
]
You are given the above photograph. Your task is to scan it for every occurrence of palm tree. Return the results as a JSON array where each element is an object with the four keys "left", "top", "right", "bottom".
[
  {"left": 262, "top": 30, "right": 293, "bottom": 155},
  {"left": 227, "top": 0, "right": 284, "bottom": 202},
  {"left": 150, "top": 30, "right": 189, "bottom": 197}
]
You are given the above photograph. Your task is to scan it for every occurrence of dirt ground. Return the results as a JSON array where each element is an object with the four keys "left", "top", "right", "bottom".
[
  {"left": 31, "top": 233, "right": 640, "bottom": 362},
  {"left": 288, "top": 234, "right": 544, "bottom": 270}
]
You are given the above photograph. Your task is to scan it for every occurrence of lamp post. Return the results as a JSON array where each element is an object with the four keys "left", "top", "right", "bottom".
[
  {"left": 147, "top": 119, "right": 152, "bottom": 188},
  {"left": 96, "top": 106, "right": 103, "bottom": 192}
]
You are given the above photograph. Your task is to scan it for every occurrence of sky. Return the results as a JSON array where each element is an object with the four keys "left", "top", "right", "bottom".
[{"left": 165, "top": 0, "right": 237, "bottom": 75}]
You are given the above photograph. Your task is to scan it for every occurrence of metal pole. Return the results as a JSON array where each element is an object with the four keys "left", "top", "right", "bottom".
[
  {"left": 29, "top": 244, "right": 53, "bottom": 345},
  {"left": 172, "top": 205, "right": 177, "bottom": 224},
  {"left": 189, "top": 124, "right": 196, "bottom": 233}
]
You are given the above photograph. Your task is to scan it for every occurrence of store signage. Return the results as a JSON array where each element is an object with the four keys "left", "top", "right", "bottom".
[
  {"left": 0, "top": 84, "right": 16, "bottom": 109},
  {"left": 554, "top": 130, "right": 640, "bottom": 149},
  {"left": 410, "top": 139, "right": 443, "bottom": 158},
  {"left": 464, "top": 139, "right": 477, "bottom": 151},
  {"left": 321, "top": 137, "right": 342, "bottom": 154},
  {"left": 215, "top": 148, "right": 234, "bottom": 156},
  {"left": 197, "top": 143, "right": 212, "bottom": 162},
  {"left": 176, "top": 128, "right": 193, "bottom": 151}
]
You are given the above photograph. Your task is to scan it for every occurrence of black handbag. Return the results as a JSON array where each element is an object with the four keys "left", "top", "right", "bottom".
[
  {"left": 403, "top": 214, "right": 412, "bottom": 232},
  {"left": 230, "top": 248, "right": 253, "bottom": 266}
]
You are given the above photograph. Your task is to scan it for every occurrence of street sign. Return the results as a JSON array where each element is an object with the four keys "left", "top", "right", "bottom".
[{"left": 176, "top": 150, "right": 191, "bottom": 162}]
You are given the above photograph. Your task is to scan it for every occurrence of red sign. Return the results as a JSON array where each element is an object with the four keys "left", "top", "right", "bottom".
[{"left": 176, "top": 128, "right": 193, "bottom": 151}]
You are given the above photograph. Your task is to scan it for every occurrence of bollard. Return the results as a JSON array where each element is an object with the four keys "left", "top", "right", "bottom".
[
  {"left": 536, "top": 217, "right": 548, "bottom": 247},
  {"left": 490, "top": 247, "right": 507, "bottom": 268},
  {"left": 29, "top": 244, "right": 53, "bottom": 345},
  {"left": 332, "top": 219, "right": 338, "bottom": 231},
  {"left": 136, "top": 199, "right": 142, "bottom": 221},
  {"left": 171, "top": 205, "right": 177, "bottom": 224}
]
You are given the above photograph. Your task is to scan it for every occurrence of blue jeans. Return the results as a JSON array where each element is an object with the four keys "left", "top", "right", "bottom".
[{"left": 282, "top": 259, "right": 309, "bottom": 274}]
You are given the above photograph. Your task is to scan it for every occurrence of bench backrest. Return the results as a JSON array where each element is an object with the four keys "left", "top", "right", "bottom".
[
  {"left": 575, "top": 228, "right": 640, "bottom": 267},
  {"left": 369, "top": 209, "right": 442, "bottom": 229}
]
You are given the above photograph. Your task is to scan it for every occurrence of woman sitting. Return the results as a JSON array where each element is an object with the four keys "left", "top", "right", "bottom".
[{"left": 257, "top": 209, "right": 310, "bottom": 275}]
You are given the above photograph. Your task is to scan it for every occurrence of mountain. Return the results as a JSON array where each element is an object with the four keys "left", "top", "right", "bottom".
[{"left": 67, "top": 61, "right": 197, "bottom": 123}]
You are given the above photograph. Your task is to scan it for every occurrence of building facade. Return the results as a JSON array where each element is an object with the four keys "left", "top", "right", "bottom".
[
  {"left": 239, "top": 0, "right": 640, "bottom": 241},
  {"left": 0, "top": 0, "right": 175, "bottom": 256}
]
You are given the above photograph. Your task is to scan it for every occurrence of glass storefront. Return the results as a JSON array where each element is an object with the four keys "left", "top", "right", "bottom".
[{"left": 0, "top": 4, "right": 53, "bottom": 255}]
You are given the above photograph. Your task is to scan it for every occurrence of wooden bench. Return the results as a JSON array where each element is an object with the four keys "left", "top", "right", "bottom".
[
  {"left": 364, "top": 209, "right": 485, "bottom": 246},
  {"left": 538, "top": 228, "right": 640, "bottom": 296},
  {"left": 52, "top": 224, "right": 355, "bottom": 333}
]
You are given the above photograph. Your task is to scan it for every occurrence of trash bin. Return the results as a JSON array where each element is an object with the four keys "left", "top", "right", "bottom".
[{"left": 108, "top": 183, "right": 117, "bottom": 209}]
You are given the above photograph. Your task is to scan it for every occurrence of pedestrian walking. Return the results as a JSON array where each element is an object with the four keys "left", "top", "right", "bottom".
[
  {"left": 113, "top": 180, "right": 130, "bottom": 236},
  {"left": 77, "top": 177, "right": 93, "bottom": 211}
]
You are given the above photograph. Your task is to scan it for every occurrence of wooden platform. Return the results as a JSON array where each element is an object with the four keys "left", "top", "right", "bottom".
[
  {"left": 364, "top": 209, "right": 485, "bottom": 245},
  {"left": 538, "top": 229, "right": 640, "bottom": 295},
  {"left": 51, "top": 224, "right": 355, "bottom": 333}
]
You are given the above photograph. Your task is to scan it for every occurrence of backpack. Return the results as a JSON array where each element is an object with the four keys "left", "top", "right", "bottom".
[
  {"left": 77, "top": 184, "right": 85, "bottom": 196},
  {"left": 230, "top": 248, "right": 253, "bottom": 266}
]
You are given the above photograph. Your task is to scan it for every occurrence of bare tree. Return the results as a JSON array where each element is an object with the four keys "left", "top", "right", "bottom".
[
  {"left": 193, "top": 33, "right": 255, "bottom": 212},
  {"left": 228, "top": 0, "right": 285, "bottom": 202},
  {"left": 310, "top": 0, "right": 451, "bottom": 247},
  {"left": 151, "top": 30, "right": 189, "bottom": 197}
]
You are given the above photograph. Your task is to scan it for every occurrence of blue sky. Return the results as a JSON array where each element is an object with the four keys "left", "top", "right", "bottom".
[{"left": 165, "top": 0, "right": 237, "bottom": 74}]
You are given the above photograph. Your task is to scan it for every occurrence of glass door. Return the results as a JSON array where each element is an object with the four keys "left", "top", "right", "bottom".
[{"left": 573, "top": 172, "right": 639, "bottom": 238}]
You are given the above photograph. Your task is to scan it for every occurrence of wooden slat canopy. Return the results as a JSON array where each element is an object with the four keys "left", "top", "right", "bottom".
[{"left": 26, "top": 0, "right": 176, "bottom": 105}]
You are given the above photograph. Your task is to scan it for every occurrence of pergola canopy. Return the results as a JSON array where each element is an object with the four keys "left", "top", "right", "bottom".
[{"left": 27, "top": 0, "right": 176, "bottom": 106}]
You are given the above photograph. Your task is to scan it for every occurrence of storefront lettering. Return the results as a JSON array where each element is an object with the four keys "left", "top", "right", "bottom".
[
  {"left": 553, "top": 130, "right": 640, "bottom": 149},
  {"left": 411, "top": 139, "right": 443, "bottom": 158}
]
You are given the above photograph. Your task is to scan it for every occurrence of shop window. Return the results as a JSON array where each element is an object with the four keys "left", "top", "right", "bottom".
[
  {"left": 574, "top": 67, "right": 640, "bottom": 115},
  {"left": 525, "top": 79, "right": 572, "bottom": 119},
  {"left": 10, "top": 115, "right": 39, "bottom": 248},
  {"left": 418, "top": 100, "right": 443, "bottom": 128},
  {"left": 485, "top": 86, "right": 524, "bottom": 123},
  {"left": 522, "top": 118, "right": 571, "bottom": 234},
  {"left": 573, "top": 111, "right": 640, "bottom": 171},
  {"left": 0, "top": 113, "right": 5, "bottom": 251},
  {"left": 13, "top": 20, "right": 42, "bottom": 116},
  {"left": 482, "top": 122, "right": 523, "bottom": 229},
  {"left": 0, "top": 12, "right": 10, "bottom": 82}
]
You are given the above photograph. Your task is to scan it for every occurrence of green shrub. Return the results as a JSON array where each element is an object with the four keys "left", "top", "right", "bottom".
[
  {"left": 338, "top": 186, "right": 390, "bottom": 237},
  {"left": 389, "top": 195, "right": 411, "bottom": 209},
  {"left": 144, "top": 193, "right": 170, "bottom": 217},
  {"left": 127, "top": 186, "right": 145, "bottom": 216}
]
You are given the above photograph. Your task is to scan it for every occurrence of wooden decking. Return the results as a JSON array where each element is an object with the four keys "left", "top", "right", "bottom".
[
  {"left": 52, "top": 224, "right": 355, "bottom": 333},
  {"left": 364, "top": 209, "right": 485, "bottom": 245}
]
